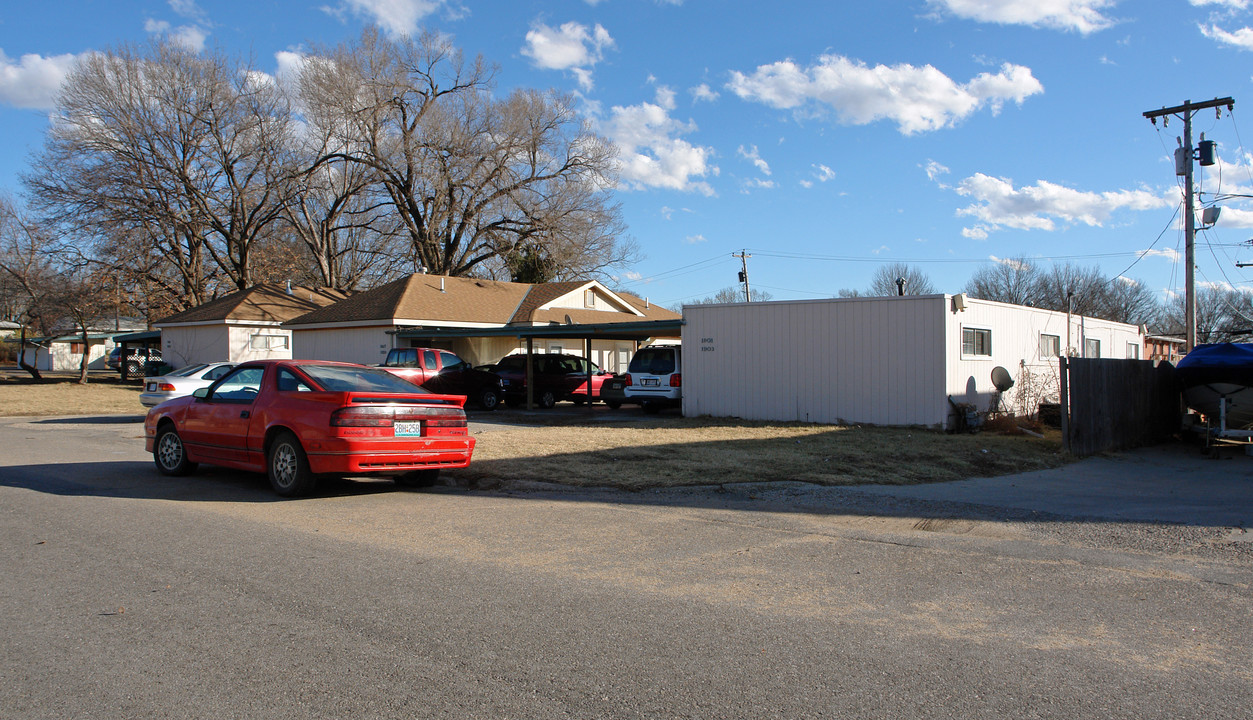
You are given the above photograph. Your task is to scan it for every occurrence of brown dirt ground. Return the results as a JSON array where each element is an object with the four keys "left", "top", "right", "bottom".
[{"left": 0, "top": 368, "right": 1069, "bottom": 489}]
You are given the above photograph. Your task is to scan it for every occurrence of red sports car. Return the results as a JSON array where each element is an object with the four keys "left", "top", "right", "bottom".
[{"left": 144, "top": 360, "right": 476, "bottom": 497}]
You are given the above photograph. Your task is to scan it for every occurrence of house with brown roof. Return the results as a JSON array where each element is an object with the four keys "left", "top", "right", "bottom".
[
  {"left": 155, "top": 283, "right": 346, "bottom": 367},
  {"left": 285, "top": 274, "right": 681, "bottom": 371}
]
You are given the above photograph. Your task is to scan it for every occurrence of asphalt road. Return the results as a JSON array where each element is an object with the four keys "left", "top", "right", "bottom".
[{"left": 1, "top": 414, "right": 1250, "bottom": 719}]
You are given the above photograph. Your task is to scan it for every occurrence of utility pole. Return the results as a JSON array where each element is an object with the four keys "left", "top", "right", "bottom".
[
  {"left": 1143, "top": 97, "right": 1234, "bottom": 352},
  {"left": 734, "top": 250, "right": 752, "bottom": 302}
]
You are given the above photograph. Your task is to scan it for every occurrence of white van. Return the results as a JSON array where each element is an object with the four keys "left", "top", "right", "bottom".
[{"left": 622, "top": 345, "right": 681, "bottom": 413}]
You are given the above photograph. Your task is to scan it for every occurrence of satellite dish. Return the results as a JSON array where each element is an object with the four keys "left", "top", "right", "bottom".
[{"left": 991, "top": 366, "right": 1015, "bottom": 392}]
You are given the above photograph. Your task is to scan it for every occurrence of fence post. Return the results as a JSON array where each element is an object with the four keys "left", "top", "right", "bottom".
[{"left": 1059, "top": 355, "right": 1070, "bottom": 454}]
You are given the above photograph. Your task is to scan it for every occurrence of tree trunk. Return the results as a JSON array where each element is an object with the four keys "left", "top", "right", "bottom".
[
  {"left": 78, "top": 327, "right": 90, "bottom": 384},
  {"left": 17, "top": 326, "right": 41, "bottom": 380}
]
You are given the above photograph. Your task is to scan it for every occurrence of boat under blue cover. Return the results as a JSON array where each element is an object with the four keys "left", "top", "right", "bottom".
[{"left": 1176, "top": 343, "right": 1253, "bottom": 429}]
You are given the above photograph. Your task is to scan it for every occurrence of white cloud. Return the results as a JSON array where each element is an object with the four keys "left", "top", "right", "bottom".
[
  {"left": 741, "top": 178, "right": 775, "bottom": 192},
  {"left": 737, "top": 145, "right": 771, "bottom": 175},
  {"left": 1137, "top": 248, "right": 1181, "bottom": 262},
  {"left": 522, "top": 21, "right": 614, "bottom": 91},
  {"left": 168, "top": 0, "right": 209, "bottom": 21},
  {"left": 1210, "top": 205, "right": 1253, "bottom": 227},
  {"left": 600, "top": 92, "right": 718, "bottom": 195},
  {"left": 727, "top": 55, "right": 1042, "bottom": 135},
  {"left": 962, "top": 226, "right": 990, "bottom": 240},
  {"left": 0, "top": 49, "right": 79, "bottom": 110},
  {"left": 1200, "top": 24, "right": 1253, "bottom": 49},
  {"left": 924, "top": 159, "right": 950, "bottom": 182},
  {"left": 331, "top": 0, "right": 447, "bottom": 38},
  {"left": 690, "top": 83, "right": 719, "bottom": 103},
  {"left": 684, "top": 234, "right": 707, "bottom": 244},
  {"left": 928, "top": 0, "right": 1117, "bottom": 34},
  {"left": 144, "top": 18, "right": 209, "bottom": 51},
  {"left": 1191, "top": 0, "right": 1249, "bottom": 8},
  {"left": 813, "top": 164, "right": 835, "bottom": 182},
  {"left": 989, "top": 255, "right": 1032, "bottom": 270},
  {"left": 953, "top": 173, "right": 1170, "bottom": 235}
]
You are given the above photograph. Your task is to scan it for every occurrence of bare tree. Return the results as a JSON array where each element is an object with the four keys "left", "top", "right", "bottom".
[
  {"left": 965, "top": 257, "right": 1040, "bottom": 305},
  {"left": 0, "top": 198, "right": 57, "bottom": 378},
  {"left": 1031, "top": 262, "right": 1109, "bottom": 316},
  {"left": 1097, "top": 276, "right": 1161, "bottom": 326},
  {"left": 299, "top": 28, "right": 634, "bottom": 281},
  {"left": 868, "top": 262, "right": 936, "bottom": 296},
  {"left": 1158, "top": 286, "right": 1252, "bottom": 343},
  {"left": 27, "top": 40, "right": 298, "bottom": 306},
  {"left": 689, "top": 286, "right": 774, "bottom": 304}
]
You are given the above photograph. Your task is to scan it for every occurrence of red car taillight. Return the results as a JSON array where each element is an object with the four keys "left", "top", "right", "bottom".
[
  {"left": 670, "top": 373, "right": 681, "bottom": 388},
  {"left": 158, "top": 383, "right": 176, "bottom": 392},
  {"left": 330, "top": 405, "right": 468, "bottom": 435},
  {"left": 623, "top": 374, "right": 633, "bottom": 386}
]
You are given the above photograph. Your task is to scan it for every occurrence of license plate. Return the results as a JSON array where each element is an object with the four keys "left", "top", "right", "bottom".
[
  {"left": 642, "top": 378, "right": 660, "bottom": 387},
  {"left": 393, "top": 421, "right": 423, "bottom": 437},
  {"left": 146, "top": 383, "right": 157, "bottom": 391}
]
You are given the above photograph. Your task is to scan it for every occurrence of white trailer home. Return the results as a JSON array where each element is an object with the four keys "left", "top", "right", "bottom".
[{"left": 681, "top": 294, "right": 1144, "bottom": 428}]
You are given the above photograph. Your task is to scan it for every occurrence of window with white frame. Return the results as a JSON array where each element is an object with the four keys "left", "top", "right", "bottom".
[
  {"left": 962, "top": 327, "right": 992, "bottom": 356},
  {"left": 249, "top": 334, "right": 289, "bottom": 350},
  {"left": 584, "top": 289, "right": 596, "bottom": 308},
  {"left": 1126, "top": 342, "right": 1140, "bottom": 359},
  {"left": 1039, "top": 334, "right": 1060, "bottom": 358},
  {"left": 1084, "top": 338, "right": 1100, "bottom": 358}
]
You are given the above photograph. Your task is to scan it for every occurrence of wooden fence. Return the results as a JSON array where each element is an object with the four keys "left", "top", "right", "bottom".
[{"left": 1061, "top": 357, "right": 1180, "bottom": 457}]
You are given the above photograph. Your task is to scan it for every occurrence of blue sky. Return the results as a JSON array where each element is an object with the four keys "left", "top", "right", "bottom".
[{"left": 3, "top": 0, "right": 1253, "bottom": 308}]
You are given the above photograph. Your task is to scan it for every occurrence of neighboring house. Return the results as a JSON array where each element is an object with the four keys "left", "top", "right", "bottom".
[
  {"left": 1144, "top": 335, "right": 1186, "bottom": 364},
  {"left": 682, "top": 294, "right": 1145, "bottom": 429},
  {"left": 154, "top": 284, "right": 346, "bottom": 367},
  {"left": 286, "top": 274, "right": 682, "bottom": 371},
  {"left": 16, "top": 318, "right": 147, "bottom": 371}
]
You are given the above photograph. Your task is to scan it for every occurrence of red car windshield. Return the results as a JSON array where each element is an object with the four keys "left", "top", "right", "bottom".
[{"left": 298, "top": 364, "right": 432, "bottom": 394}]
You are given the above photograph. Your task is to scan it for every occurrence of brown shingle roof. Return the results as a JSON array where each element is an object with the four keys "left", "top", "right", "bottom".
[
  {"left": 285, "top": 274, "right": 681, "bottom": 327},
  {"left": 156, "top": 284, "right": 347, "bottom": 325}
]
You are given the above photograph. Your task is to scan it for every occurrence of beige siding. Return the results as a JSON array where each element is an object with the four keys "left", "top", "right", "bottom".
[
  {"left": 683, "top": 297, "right": 949, "bottom": 426},
  {"left": 161, "top": 326, "right": 230, "bottom": 367},
  {"left": 292, "top": 326, "right": 395, "bottom": 365},
  {"left": 228, "top": 326, "right": 294, "bottom": 362}
]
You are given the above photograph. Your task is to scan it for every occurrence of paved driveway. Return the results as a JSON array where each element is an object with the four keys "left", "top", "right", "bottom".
[{"left": 855, "top": 442, "right": 1253, "bottom": 527}]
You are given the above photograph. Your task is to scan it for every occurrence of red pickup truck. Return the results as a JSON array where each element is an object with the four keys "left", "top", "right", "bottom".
[{"left": 380, "top": 348, "right": 504, "bottom": 410}]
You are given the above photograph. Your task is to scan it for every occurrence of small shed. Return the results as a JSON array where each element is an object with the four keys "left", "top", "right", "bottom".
[
  {"left": 682, "top": 294, "right": 1144, "bottom": 428},
  {"left": 155, "top": 284, "right": 345, "bottom": 367}
]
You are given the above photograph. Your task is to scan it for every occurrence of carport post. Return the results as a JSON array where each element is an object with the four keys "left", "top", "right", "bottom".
[
  {"left": 1060, "top": 356, "right": 1071, "bottom": 454},
  {"left": 525, "top": 337, "right": 534, "bottom": 409},
  {"left": 120, "top": 342, "right": 130, "bottom": 381},
  {"left": 585, "top": 337, "right": 593, "bottom": 414}
]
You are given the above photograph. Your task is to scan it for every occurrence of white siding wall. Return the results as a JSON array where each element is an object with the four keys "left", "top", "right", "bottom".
[
  {"left": 292, "top": 326, "right": 394, "bottom": 365},
  {"left": 946, "top": 298, "right": 1144, "bottom": 416},
  {"left": 161, "top": 326, "right": 230, "bottom": 367},
  {"left": 683, "top": 297, "right": 949, "bottom": 426}
]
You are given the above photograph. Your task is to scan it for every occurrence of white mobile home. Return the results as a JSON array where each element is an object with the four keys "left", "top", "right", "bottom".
[{"left": 682, "top": 294, "right": 1143, "bottom": 428}]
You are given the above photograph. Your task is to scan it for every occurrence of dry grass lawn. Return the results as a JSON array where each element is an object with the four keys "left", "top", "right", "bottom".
[
  {"left": 0, "top": 371, "right": 145, "bottom": 417},
  {"left": 461, "top": 418, "right": 1067, "bottom": 490},
  {"left": 0, "top": 369, "right": 1069, "bottom": 489}
]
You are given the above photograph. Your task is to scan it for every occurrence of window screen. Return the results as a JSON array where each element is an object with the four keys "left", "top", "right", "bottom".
[
  {"left": 962, "top": 328, "right": 992, "bottom": 356},
  {"left": 1039, "top": 334, "right": 1060, "bottom": 358}
]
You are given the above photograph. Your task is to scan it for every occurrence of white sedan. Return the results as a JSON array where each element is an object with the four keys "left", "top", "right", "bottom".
[{"left": 139, "top": 362, "right": 237, "bottom": 407}]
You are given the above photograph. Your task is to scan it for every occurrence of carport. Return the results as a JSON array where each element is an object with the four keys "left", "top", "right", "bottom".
[
  {"left": 110, "top": 329, "right": 162, "bottom": 380},
  {"left": 394, "top": 319, "right": 683, "bottom": 409}
]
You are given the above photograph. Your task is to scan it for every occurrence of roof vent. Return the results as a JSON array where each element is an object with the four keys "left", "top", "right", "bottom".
[
  {"left": 440, "top": 278, "right": 446, "bottom": 293},
  {"left": 285, "top": 280, "right": 293, "bottom": 295}
]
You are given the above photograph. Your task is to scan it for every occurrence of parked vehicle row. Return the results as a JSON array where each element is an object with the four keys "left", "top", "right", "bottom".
[
  {"left": 107, "top": 346, "right": 162, "bottom": 375},
  {"left": 379, "top": 348, "right": 504, "bottom": 410}
]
